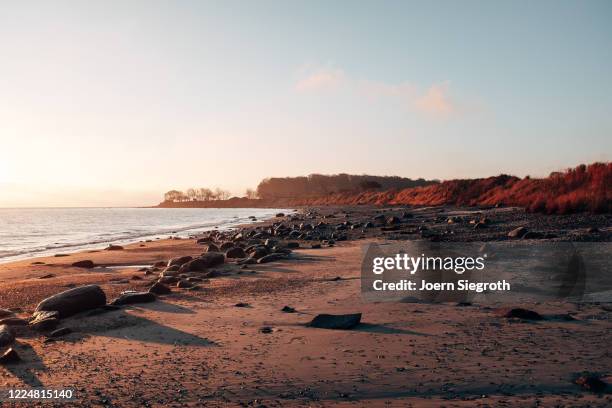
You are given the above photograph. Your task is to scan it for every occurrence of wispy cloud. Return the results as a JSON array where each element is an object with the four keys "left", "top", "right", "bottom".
[
  {"left": 295, "top": 66, "right": 346, "bottom": 92},
  {"left": 414, "top": 81, "right": 455, "bottom": 116},
  {"left": 295, "top": 65, "right": 460, "bottom": 118}
]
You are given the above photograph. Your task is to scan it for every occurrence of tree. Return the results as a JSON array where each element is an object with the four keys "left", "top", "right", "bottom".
[
  {"left": 214, "top": 188, "right": 230, "bottom": 200},
  {"left": 164, "top": 190, "right": 183, "bottom": 202},
  {"left": 186, "top": 188, "right": 197, "bottom": 201},
  {"left": 245, "top": 188, "right": 258, "bottom": 199}
]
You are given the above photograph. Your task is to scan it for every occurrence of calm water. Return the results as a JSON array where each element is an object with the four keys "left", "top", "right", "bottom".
[{"left": 0, "top": 207, "right": 290, "bottom": 263}]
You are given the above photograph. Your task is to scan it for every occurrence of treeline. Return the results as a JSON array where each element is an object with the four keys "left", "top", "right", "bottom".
[
  {"left": 294, "top": 163, "right": 611, "bottom": 214},
  {"left": 163, "top": 188, "right": 232, "bottom": 202},
  {"left": 256, "top": 174, "right": 437, "bottom": 200}
]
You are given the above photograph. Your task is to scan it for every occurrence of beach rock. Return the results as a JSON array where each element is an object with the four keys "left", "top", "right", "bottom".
[
  {"left": 374, "top": 214, "right": 385, "bottom": 221},
  {"left": 474, "top": 221, "right": 488, "bottom": 230},
  {"left": 402, "top": 212, "right": 413, "bottom": 219},
  {"left": 311, "top": 243, "right": 322, "bottom": 249},
  {"left": 176, "top": 280, "right": 193, "bottom": 288},
  {"left": 220, "top": 242, "right": 234, "bottom": 251},
  {"left": 38, "top": 273, "right": 55, "bottom": 279},
  {"left": 308, "top": 313, "right": 362, "bottom": 330},
  {"left": 205, "top": 244, "right": 220, "bottom": 252},
  {"left": 258, "top": 253, "right": 287, "bottom": 264},
  {"left": 498, "top": 308, "right": 543, "bottom": 320},
  {"left": 508, "top": 227, "right": 528, "bottom": 238},
  {"left": 275, "top": 213, "right": 285, "bottom": 217},
  {"left": 167, "top": 256, "right": 193, "bottom": 267},
  {"left": 29, "top": 310, "right": 60, "bottom": 331},
  {"left": 226, "top": 247, "right": 246, "bottom": 258},
  {"left": 0, "top": 325, "right": 15, "bottom": 347},
  {"left": 575, "top": 373, "right": 608, "bottom": 393},
  {"left": 49, "top": 327, "right": 72, "bottom": 338},
  {"left": 0, "top": 309, "right": 14, "bottom": 318},
  {"left": 71, "top": 260, "right": 95, "bottom": 268},
  {"left": 105, "top": 244, "right": 124, "bottom": 251},
  {"left": 522, "top": 231, "right": 544, "bottom": 239},
  {"left": 149, "top": 282, "right": 171, "bottom": 295},
  {"left": 111, "top": 291, "right": 156, "bottom": 306},
  {"left": 286, "top": 242, "right": 300, "bottom": 249},
  {"left": 180, "top": 253, "right": 225, "bottom": 272},
  {"left": 0, "top": 348, "right": 20, "bottom": 364},
  {"left": 0, "top": 317, "right": 28, "bottom": 326},
  {"left": 36, "top": 285, "right": 107, "bottom": 318},
  {"left": 158, "top": 276, "right": 180, "bottom": 285},
  {"left": 260, "top": 326, "right": 273, "bottom": 334},
  {"left": 386, "top": 216, "right": 401, "bottom": 225},
  {"left": 152, "top": 261, "right": 167, "bottom": 267},
  {"left": 587, "top": 227, "right": 599, "bottom": 234},
  {"left": 234, "top": 302, "right": 250, "bottom": 307},
  {"left": 281, "top": 306, "right": 296, "bottom": 313}
]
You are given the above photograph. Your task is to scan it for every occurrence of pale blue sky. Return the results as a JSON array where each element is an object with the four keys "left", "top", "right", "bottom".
[{"left": 0, "top": 1, "right": 610, "bottom": 206}]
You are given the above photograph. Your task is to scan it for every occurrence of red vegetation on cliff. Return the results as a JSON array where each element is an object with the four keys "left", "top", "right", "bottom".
[{"left": 291, "top": 163, "right": 611, "bottom": 214}]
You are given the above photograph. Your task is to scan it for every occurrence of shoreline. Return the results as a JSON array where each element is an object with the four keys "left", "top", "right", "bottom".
[
  {"left": 0, "top": 205, "right": 609, "bottom": 406},
  {"left": 0, "top": 207, "right": 294, "bottom": 265}
]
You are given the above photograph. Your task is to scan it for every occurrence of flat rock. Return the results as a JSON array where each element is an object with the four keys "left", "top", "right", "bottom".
[
  {"left": 167, "top": 256, "right": 193, "bottom": 267},
  {"left": 308, "top": 313, "right": 362, "bottom": 330},
  {"left": 498, "top": 307, "right": 543, "bottom": 320},
  {"left": 0, "top": 309, "right": 14, "bottom": 318},
  {"left": 226, "top": 247, "right": 246, "bottom": 258},
  {"left": 111, "top": 291, "right": 156, "bottom": 306},
  {"left": 49, "top": 327, "right": 72, "bottom": 338},
  {"left": 35, "top": 285, "right": 107, "bottom": 318},
  {"left": 71, "top": 260, "right": 95, "bottom": 268},
  {"left": 180, "top": 253, "right": 225, "bottom": 272},
  {"left": 0, "top": 317, "right": 28, "bottom": 326},
  {"left": 257, "top": 253, "right": 287, "bottom": 264}
]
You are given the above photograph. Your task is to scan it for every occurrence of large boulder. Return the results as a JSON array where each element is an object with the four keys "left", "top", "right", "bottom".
[
  {"left": 179, "top": 253, "right": 225, "bottom": 272},
  {"left": 35, "top": 285, "right": 107, "bottom": 318},
  {"left": 308, "top": 313, "right": 362, "bottom": 329}
]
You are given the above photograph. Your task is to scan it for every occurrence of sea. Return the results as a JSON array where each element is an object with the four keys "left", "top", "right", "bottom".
[{"left": 0, "top": 207, "right": 291, "bottom": 263}]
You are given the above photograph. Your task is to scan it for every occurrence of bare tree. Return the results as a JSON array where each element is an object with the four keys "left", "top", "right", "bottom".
[{"left": 245, "top": 188, "right": 258, "bottom": 199}]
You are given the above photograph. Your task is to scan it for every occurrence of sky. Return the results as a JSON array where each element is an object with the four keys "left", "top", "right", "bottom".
[{"left": 0, "top": 0, "right": 610, "bottom": 207}]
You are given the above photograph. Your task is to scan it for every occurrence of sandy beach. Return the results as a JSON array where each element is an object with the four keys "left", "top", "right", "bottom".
[{"left": 0, "top": 206, "right": 610, "bottom": 407}]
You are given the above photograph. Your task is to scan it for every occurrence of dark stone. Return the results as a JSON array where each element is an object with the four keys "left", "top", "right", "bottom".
[
  {"left": 498, "top": 308, "right": 543, "bottom": 320},
  {"left": 38, "top": 273, "right": 55, "bottom": 279},
  {"left": 286, "top": 242, "right": 300, "bottom": 249},
  {"left": 158, "top": 276, "right": 180, "bottom": 285},
  {"left": 205, "top": 244, "right": 220, "bottom": 252},
  {"left": 167, "top": 256, "right": 193, "bottom": 267},
  {"left": 275, "top": 213, "right": 285, "bottom": 217},
  {"left": 248, "top": 246, "right": 269, "bottom": 259},
  {"left": 402, "top": 212, "right": 413, "bottom": 219},
  {"left": 0, "top": 325, "right": 15, "bottom": 346},
  {"left": 311, "top": 243, "right": 322, "bottom": 249},
  {"left": 473, "top": 222, "right": 488, "bottom": 230},
  {"left": 575, "top": 374, "right": 608, "bottom": 393},
  {"left": 180, "top": 253, "right": 225, "bottom": 272},
  {"left": 152, "top": 261, "right": 167, "bottom": 267},
  {"left": 308, "top": 313, "right": 362, "bottom": 330},
  {"left": 0, "top": 348, "right": 20, "bottom": 364},
  {"left": 105, "top": 244, "right": 124, "bottom": 251},
  {"left": 35, "top": 285, "right": 107, "bottom": 318},
  {"left": 49, "top": 327, "right": 72, "bottom": 338},
  {"left": 149, "top": 282, "right": 171, "bottom": 295},
  {"left": 0, "top": 309, "right": 13, "bottom": 318},
  {"left": 281, "top": 306, "right": 296, "bottom": 313},
  {"left": 259, "top": 326, "right": 273, "bottom": 333},
  {"left": 226, "top": 247, "right": 246, "bottom": 258},
  {"left": 234, "top": 302, "right": 250, "bottom": 307},
  {"left": 522, "top": 231, "right": 544, "bottom": 239},
  {"left": 29, "top": 311, "right": 60, "bottom": 331},
  {"left": 386, "top": 216, "right": 401, "bottom": 225},
  {"left": 587, "top": 227, "right": 599, "bottom": 233},
  {"left": 111, "top": 291, "right": 156, "bottom": 306},
  {"left": 71, "top": 260, "right": 95, "bottom": 268},
  {"left": 220, "top": 242, "right": 234, "bottom": 251},
  {"left": 508, "top": 227, "right": 528, "bottom": 238},
  {"left": 176, "top": 280, "right": 193, "bottom": 288}
]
